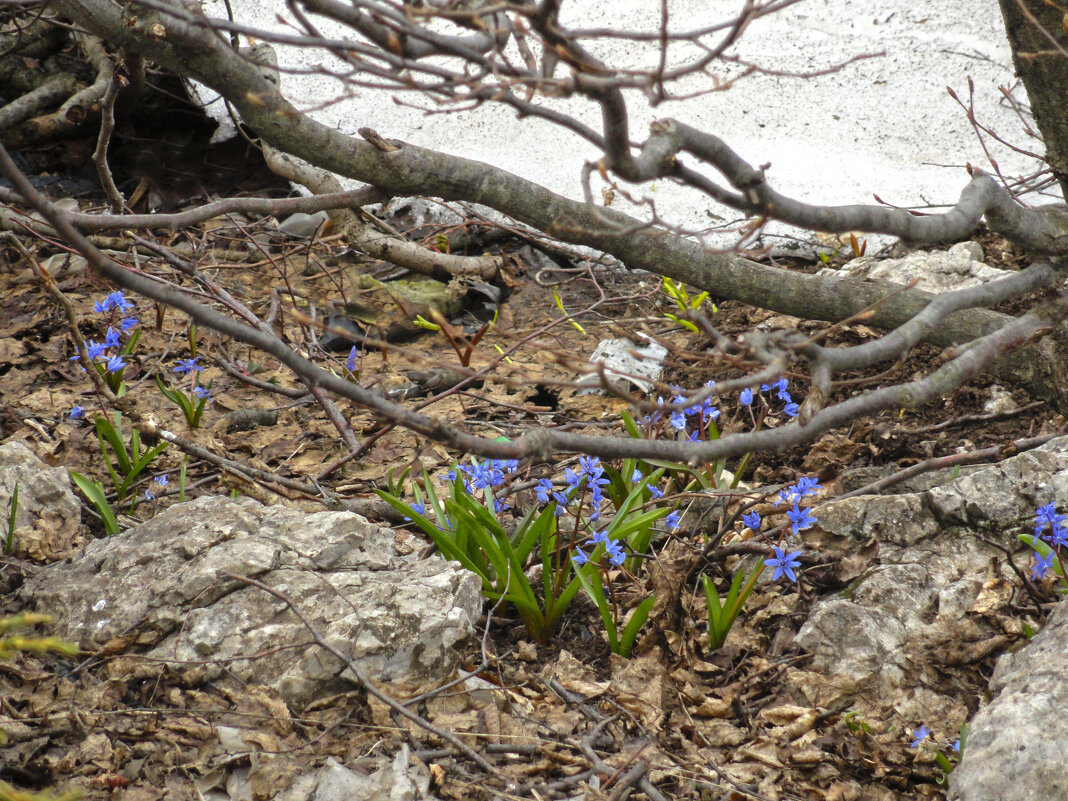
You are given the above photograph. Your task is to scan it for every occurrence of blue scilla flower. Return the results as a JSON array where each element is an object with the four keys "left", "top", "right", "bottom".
[
  {"left": 106, "top": 291, "right": 133, "bottom": 312},
  {"left": 70, "top": 339, "right": 108, "bottom": 362},
  {"left": 404, "top": 500, "right": 426, "bottom": 521},
  {"left": 761, "top": 377, "right": 789, "bottom": 399},
  {"left": 105, "top": 354, "right": 127, "bottom": 373},
  {"left": 910, "top": 725, "right": 931, "bottom": 748},
  {"left": 1035, "top": 503, "right": 1067, "bottom": 539},
  {"left": 535, "top": 478, "right": 554, "bottom": 504},
  {"left": 69, "top": 405, "right": 85, "bottom": 420},
  {"left": 740, "top": 387, "right": 753, "bottom": 406},
  {"left": 787, "top": 502, "right": 817, "bottom": 535},
  {"left": 174, "top": 357, "right": 203, "bottom": 374},
  {"left": 1032, "top": 550, "right": 1056, "bottom": 580},
  {"left": 764, "top": 547, "right": 802, "bottom": 582},
  {"left": 664, "top": 511, "right": 681, "bottom": 530},
  {"left": 604, "top": 538, "right": 626, "bottom": 566},
  {"left": 347, "top": 345, "right": 358, "bottom": 372},
  {"left": 742, "top": 510, "right": 760, "bottom": 530}
]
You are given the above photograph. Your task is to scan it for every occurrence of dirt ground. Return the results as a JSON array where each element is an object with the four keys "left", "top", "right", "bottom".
[{"left": 1, "top": 84, "right": 1064, "bottom": 801}]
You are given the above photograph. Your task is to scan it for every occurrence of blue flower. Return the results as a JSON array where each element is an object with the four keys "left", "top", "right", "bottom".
[
  {"left": 92, "top": 299, "right": 110, "bottom": 314},
  {"left": 105, "top": 291, "right": 133, "bottom": 312},
  {"left": 763, "top": 547, "right": 802, "bottom": 582},
  {"left": 670, "top": 410, "right": 687, "bottom": 431},
  {"left": 783, "top": 401, "right": 800, "bottom": 417},
  {"left": 493, "top": 497, "right": 509, "bottom": 513},
  {"left": 787, "top": 502, "right": 817, "bottom": 534},
  {"left": 193, "top": 386, "right": 212, "bottom": 400},
  {"left": 156, "top": 474, "right": 168, "bottom": 486},
  {"left": 573, "top": 548, "right": 589, "bottom": 566},
  {"left": 1032, "top": 550, "right": 1055, "bottom": 580},
  {"left": 952, "top": 738, "right": 961, "bottom": 753},
  {"left": 69, "top": 405, "right": 85, "bottom": 420},
  {"left": 564, "top": 466, "right": 582, "bottom": 490},
  {"left": 740, "top": 387, "right": 753, "bottom": 406},
  {"left": 648, "top": 485, "right": 664, "bottom": 500},
  {"left": 404, "top": 500, "right": 426, "bottom": 521},
  {"left": 175, "top": 357, "right": 204, "bottom": 374},
  {"left": 105, "top": 354, "right": 127, "bottom": 373},
  {"left": 794, "top": 476, "right": 823, "bottom": 498},
  {"left": 761, "top": 378, "right": 790, "bottom": 400},
  {"left": 910, "top": 725, "right": 930, "bottom": 748},
  {"left": 664, "top": 511, "right": 681, "bottom": 530},
  {"left": 631, "top": 468, "right": 643, "bottom": 484},
  {"left": 104, "top": 327, "right": 120, "bottom": 349},
  {"left": 742, "top": 510, "right": 760, "bottom": 530},
  {"left": 588, "top": 530, "right": 608, "bottom": 546},
  {"left": 120, "top": 316, "right": 138, "bottom": 332},
  {"left": 70, "top": 339, "right": 108, "bottom": 362},
  {"left": 578, "top": 455, "right": 601, "bottom": 479},
  {"left": 145, "top": 488, "right": 157, "bottom": 501},
  {"left": 346, "top": 345, "right": 358, "bottom": 372},
  {"left": 1035, "top": 503, "right": 1067, "bottom": 540},
  {"left": 535, "top": 478, "right": 554, "bottom": 504},
  {"left": 469, "top": 461, "right": 504, "bottom": 490},
  {"left": 604, "top": 538, "right": 626, "bottom": 566}
]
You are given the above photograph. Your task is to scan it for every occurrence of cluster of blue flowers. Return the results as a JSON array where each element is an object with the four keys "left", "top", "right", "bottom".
[
  {"left": 740, "top": 377, "right": 800, "bottom": 418},
  {"left": 68, "top": 291, "right": 137, "bottom": 375},
  {"left": 740, "top": 476, "right": 822, "bottom": 583},
  {"left": 641, "top": 376, "right": 800, "bottom": 445},
  {"left": 68, "top": 291, "right": 140, "bottom": 419},
  {"left": 1030, "top": 502, "right": 1067, "bottom": 579},
  {"left": 442, "top": 457, "right": 520, "bottom": 513},
  {"left": 555, "top": 456, "right": 681, "bottom": 567},
  {"left": 642, "top": 380, "right": 719, "bottom": 440}
]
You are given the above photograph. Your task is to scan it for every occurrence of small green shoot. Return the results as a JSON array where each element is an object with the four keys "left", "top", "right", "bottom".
[
  {"left": 155, "top": 375, "right": 213, "bottom": 429},
  {"left": 703, "top": 562, "right": 764, "bottom": 650},
  {"left": 662, "top": 276, "right": 715, "bottom": 333},
  {"left": 573, "top": 554, "right": 655, "bottom": 657},
  {"left": 553, "top": 289, "right": 587, "bottom": 335},
  {"left": 378, "top": 468, "right": 585, "bottom": 645},
  {"left": 4, "top": 483, "right": 16, "bottom": 556},
  {"left": 93, "top": 412, "right": 169, "bottom": 503},
  {"left": 69, "top": 471, "right": 120, "bottom": 536}
]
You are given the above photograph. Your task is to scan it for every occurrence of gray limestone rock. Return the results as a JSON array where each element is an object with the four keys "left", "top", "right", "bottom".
[
  {"left": 0, "top": 441, "right": 83, "bottom": 560},
  {"left": 821, "top": 242, "right": 1004, "bottom": 293},
  {"left": 793, "top": 436, "right": 1068, "bottom": 726},
  {"left": 948, "top": 600, "right": 1068, "bottom": 801},
  {"left": 20, "top": 495, "right": 481, "bottom": 709}
]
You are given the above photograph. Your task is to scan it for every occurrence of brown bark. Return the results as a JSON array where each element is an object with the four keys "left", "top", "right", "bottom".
[{"left": 998, "top": 0, "right": 1068, "bottom": 198}]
